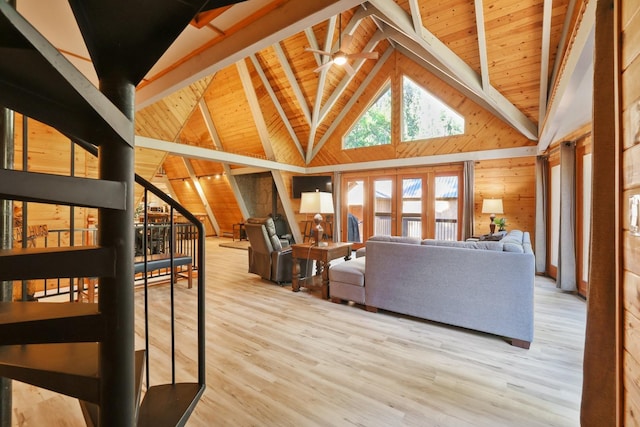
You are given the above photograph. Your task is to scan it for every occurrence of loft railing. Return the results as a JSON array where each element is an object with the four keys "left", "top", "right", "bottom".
[{"left": 35, "top": 223, "right": 199, "bottom": 299}]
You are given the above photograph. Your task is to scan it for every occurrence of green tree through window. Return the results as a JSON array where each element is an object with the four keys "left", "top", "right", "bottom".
[
  {"left": 344, "top": 86, "right": 391, "bottom": 149},
  {"left": 402, "top": 76, "right": 464, "bottom": 141}
]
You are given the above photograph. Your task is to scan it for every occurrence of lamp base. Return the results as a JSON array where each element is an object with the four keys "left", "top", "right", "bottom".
[{"left": 312, "top": 214, "right": 324, "bottom": 246}]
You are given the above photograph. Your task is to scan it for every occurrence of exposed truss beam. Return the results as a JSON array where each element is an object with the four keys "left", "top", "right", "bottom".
[
  {"left": 312, "top": 46, "right": 394, "bottom": 159},
  {"left": 317, "top": 13, "right": 383, "bottom": 124},
  {"left": 236, "top": 59, "right": 275, "bottom": 160},
  {"left": 181, "top": 158, "right": 221, "bottom": 236},
  {"left": 474, "top": 0, "right": 490, "bottom": 89},
  {"left": 271, "top": 171, "right": 303, "bottom": 243},
  {"left": 305, "top": 27, "right": 324, "bottom": 67},
  {"left": 407, "top": 0, "right": 422, "bottom": 33},
  {"left": 136, "top": 0, "right": 364, "bottom": 109},
  {"left": 538, "top": 0, "right": 595, "bottom": 151},
  {"left": 136, "top": 136, "right": 533, "bottom": 176},
  {"left": 135, "top": 136, "right": 306, "bottom": 174},
  {"left": 273, "top": 42, "right": 312, "bottom": 125},
  {"left": 309, "top": 146, "right": 537, "bottom": 174},
  {"left": 366, "top": 0, "right": 537, "bottom": 140},
  {"left": 548, "top": 0, "right": 577, "bottom": 114},
  {"left": 157, "top": 174, "right": 178, "bottom": 201},
  {"left": 538, "top": 0, "right": 554, "bottom": 125},
  {"left": 198, "top": 99, "right": 250, "bottom": 220},
  {"left": 249, "top": 54, "right": 306, "bottom": 162},
  {"left": 318, "top": 31, "right": 384, "bottom": 124},
  {"left": 305, "top": 16, "right": 337, "bottom": 164}
]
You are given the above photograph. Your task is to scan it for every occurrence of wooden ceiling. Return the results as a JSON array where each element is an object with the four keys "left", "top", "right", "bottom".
[
  {"left": 18, "top": 0, "right": 587, "bottom": 166},
  {"left": 14, "top": 0, "right": 591, "bottom": 235}
]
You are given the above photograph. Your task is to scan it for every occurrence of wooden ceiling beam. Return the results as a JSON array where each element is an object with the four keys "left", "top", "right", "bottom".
[
  {"left": 548, "top": 0, "right": 578, "bottom": 115},
  {"left": 181, "top": 157, "right": 221, "bottom": 236},
  {"left": 249, "top": 54, "right": 306, "bottom": 162},
  {"left": 236, "top": 58, "right": 275, "bottom": 160},
  {"left": 136, "top": 135, "right": 535, "bottom": 174},
  {"left": 136, "top": 0, "right": 364, "bottom": 109},
  {"left": 474, "top": 0, "right": 490, "bottom": 89},
  {"left": 273, "top": 42, "right": 312, "bottom": 125},
  {"left": 135, "top": 136, "right": 305, "bottom": 173},
  {"left": 407, "top": 0, "right": 422, "bottom": 33},
  {"left": 538, "top": 0, "right": 553, "bottom": 127},
  {"left": 367, "top": 0, "right": 538, "bottom": 141},
  {"left": 305, "top": 16, "right": 336, "bottom": 164},
  {"left": 318, "top": 29, "right": 385, "bottom": 124},
  {"left": 198, "top": 99, "right": 250, "bottom": 220},
  {"left": 538, "top": 0, "right": 595, "bottom": 151}
]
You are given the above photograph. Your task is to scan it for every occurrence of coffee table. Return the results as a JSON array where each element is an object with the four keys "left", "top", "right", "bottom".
[{"left": 291, "top": 242, "right": 352, "bottom": 299}]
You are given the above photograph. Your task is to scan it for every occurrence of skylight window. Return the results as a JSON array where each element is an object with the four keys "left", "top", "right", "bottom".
[{"left": 402, "top": 76, "right": 464, "bottom": 142}]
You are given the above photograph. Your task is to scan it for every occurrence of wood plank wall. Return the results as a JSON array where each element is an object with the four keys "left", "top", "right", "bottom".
[
  {"left": 621, "top": 0, "right": 640, "bottom": 423},
  {"left": 474, "top": 157, "right": 536, "bottom": 238}
]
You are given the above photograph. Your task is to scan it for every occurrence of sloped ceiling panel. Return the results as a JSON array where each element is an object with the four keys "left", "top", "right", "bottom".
[
  {"left": 136, "top": 76, "right": 213, "bottom": 142},
  {"left": 202, "top": 67, "right": 265, "bottom": 159},
  {"left": 417, "top": 0, "right": 481, "bottom": 75}
]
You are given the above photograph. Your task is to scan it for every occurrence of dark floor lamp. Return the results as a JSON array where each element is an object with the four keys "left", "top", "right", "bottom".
[
  {"left": 481, "top": 198, "right": 503, "bottom": 234},
  {"left": 300, "top": 190, "right": 334, "bottom": 246}
]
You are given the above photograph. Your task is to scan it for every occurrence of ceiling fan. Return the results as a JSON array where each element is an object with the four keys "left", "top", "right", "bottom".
[{"left": 305, "top": 14, "right": 378, "bottom": 75}]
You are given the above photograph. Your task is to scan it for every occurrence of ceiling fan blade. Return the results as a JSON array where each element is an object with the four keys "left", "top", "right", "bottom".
[
  {"left": 343, "top": 62, "right": 355, "bottom": 76},
  {"left": 347, "top": 51, "right": 379, "bottom": 60},
  {"left": 340, "top": 34, "right": 353, "bottom": 52},
  {"left": 305, "top": 48, "right": 332, "bottom": 56},
  {"left": 313, "top": 61, "right": 334, "bottom": 73}
]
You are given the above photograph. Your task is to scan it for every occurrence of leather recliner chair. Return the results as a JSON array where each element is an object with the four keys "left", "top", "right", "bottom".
[{"left": 245, "top": 217, "right": 310, "bottom": 285}]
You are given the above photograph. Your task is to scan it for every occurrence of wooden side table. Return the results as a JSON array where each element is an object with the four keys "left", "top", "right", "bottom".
[{"left": 291, "top": 242, "right": 352, "bottom": 299}]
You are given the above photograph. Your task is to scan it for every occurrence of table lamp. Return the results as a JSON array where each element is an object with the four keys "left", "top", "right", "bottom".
[
  {"left": 481, "top": 198, "right": 503, "bottom": 234},
  {"left": 300, "top": 190, "right": 334, "bottom": 246}
]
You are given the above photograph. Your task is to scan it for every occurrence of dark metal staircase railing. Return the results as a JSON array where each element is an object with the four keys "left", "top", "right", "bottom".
[{"left": 0, "top": 1, "right": 246, "bottom": 425}]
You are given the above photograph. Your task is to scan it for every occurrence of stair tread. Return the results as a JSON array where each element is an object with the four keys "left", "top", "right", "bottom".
[
  {"left": 137, "top": 383, "right": 204, "bottom": 427},
  {"left": 0, "top": 3, "right": 133, "bottom": 148},
  {"left": 0, "top": 302, "right": 103, "bottom": 345},
  {"left": 0, "top": 246, "right": 115, "bottom": 281},
  {"left": 79, "top": 349, "right": 146, "bottom": 427},
  {"left": 0, "top": 169, "right": 126, "bottom": 210},
  {"left": 0, "top": 343, "right": 100, "bottom": 403}
]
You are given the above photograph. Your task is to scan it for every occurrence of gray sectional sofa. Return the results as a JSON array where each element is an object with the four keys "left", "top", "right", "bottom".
[{"left": 328, "top": 231, "right": 535, "bottom": 348}]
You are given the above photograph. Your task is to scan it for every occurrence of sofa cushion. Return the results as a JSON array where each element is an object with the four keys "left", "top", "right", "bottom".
[
  {"left": 500, "top": 230, "right": 524, "bottom": 245},
  {"left": 368, "top": 235, "right": 421, "bottom": 245},
  {"left": 500, "top": 230, "right": 525, "bottom": 253},
  {"left": 329, "top": 258, "right": 366, "bottom": 287},
  {"left": 421, "top": 239, "right": 504, "bottom": 251}
]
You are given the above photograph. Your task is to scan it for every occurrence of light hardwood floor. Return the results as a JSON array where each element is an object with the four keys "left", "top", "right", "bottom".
[{"left": 12, "top": 237, "right": 585, "bottom": 426}]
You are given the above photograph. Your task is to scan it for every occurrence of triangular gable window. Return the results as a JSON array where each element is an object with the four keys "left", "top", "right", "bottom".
[
  {"left": 402, "top": 76, "right": 464, "bottom": 142},
  {"left": 343, "top": 84, "right": 391, "bottom": 149}
]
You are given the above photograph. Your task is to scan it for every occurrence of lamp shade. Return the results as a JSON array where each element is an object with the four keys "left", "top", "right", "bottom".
[
  {"left": 481, "top": 198, "right": 504, "bottom": 214},
  {"left": 299, "top": 191, "right": 334, "bottom": 214}
]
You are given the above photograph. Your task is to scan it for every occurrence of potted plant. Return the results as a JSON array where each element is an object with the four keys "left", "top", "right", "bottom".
[{"left": 493, "top": 217, "right": 507, "bottom": 232}]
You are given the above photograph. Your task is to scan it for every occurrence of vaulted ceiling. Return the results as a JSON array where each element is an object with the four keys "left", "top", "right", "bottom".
[
  {"left": 14, "top": 0, "right": 594, "bottom": 235},
  {"left": 18, "top": 0, "right": 592, "bottom": 165}
]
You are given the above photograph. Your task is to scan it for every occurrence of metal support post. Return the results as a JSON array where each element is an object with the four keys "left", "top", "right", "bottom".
[{"left": 98, "top": 75, "right": 136, "bottom": 427}]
